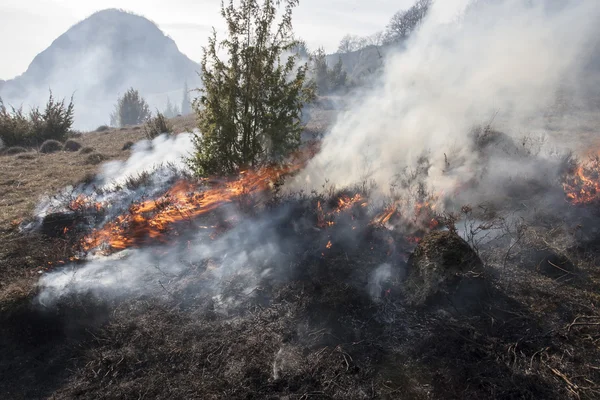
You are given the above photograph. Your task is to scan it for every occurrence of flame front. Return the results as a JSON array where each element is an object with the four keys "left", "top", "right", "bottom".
[
  {"left": 563, "top": 158, "right": 600, "bottom": 205},
  {"left": 81, "top": 145, "right": 318, "bottom": 253}
]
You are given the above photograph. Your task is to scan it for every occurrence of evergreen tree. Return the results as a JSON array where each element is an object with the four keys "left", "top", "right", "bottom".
[
  {"left": 110, "top": 88, "right": 151, "bottom": 127},
  {"left": 181, "top": 81, "right": 192, "bottom": 115},
  {"left": 188, "top": 0, "right": 314, "bottom": 176},
  {"left": 312, "top": 48, "right": 330, "bottom": 95},
  {"left": 164, "top": 97, "right": 180, "bottom": 118},
  {"left": 328, "top": 56, "right": 348, "bottom": 92}
]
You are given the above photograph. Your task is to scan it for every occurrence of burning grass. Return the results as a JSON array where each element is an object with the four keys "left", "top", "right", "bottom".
[{"left": 4, "top": 124, "right": 600, "bottom": 399}]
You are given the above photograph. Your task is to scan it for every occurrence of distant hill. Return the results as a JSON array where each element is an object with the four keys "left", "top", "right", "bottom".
[{"left": 0, "top": 9, "right": 200, "bottom": 129}]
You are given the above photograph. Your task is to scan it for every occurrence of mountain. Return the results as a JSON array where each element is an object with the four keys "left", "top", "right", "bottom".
[{"left": 0, "top": 9, "right": 200, "bottom": 129}]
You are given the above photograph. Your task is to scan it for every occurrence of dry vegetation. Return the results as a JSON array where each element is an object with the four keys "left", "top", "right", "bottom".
[{"left": 2, "top": 111, "right": 600, "bottom": 399}]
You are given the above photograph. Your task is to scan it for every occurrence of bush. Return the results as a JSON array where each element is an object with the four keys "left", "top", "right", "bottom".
[
  {"left": 144, "top": 112, "right": 172, "bottom": 140},
  {"left": 63, "top": 139, "right": 82, "bottom": 152},
  {"left": 188, "top": 0, "right": 314, "bottom": 176},
  {"left": 0, "top": 91, "right": 74, "bottom": 148},
  {"left": 17, "top": 153, "right": 36, "bottom": 160},
  {"left": 122, "top": 141, "right": 135, "bottom": 151},
  {"left": 3, "top": 146, "right": 27, "bottom": 155},
  {"left": 95, "top": 125, "right": 110, "bottom": 132},
  {"left": 110, "top": 88, "right": 151, "bottom": 127},
  {"left": 85, "top": 153, "right": 108, "bottom": 165},
  {"left": 0, "top": 102, "right": 33, "bottom": 147},
  {"left": 80, "top": 146, "right": 95, "bottom": 154},
  {"left": 39, "top": 140, "right": 63, "bottom": 154}
]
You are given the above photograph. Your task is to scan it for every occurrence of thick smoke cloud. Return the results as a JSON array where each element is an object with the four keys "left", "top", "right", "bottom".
[
  {"left": 290, "top": 0, "right": 600, "bottom": 204},
  {"left": 35, "top": 0, "right": 600, "bottom": 306}
]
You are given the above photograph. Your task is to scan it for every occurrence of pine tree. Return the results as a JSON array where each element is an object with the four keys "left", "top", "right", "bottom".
[
  {"left": 188, "top": 0, "right": 314, "bottom": 176},
  {"left": 164, "top": 97, "right": 179, "bottom": 118},
  {"left": 181, "top": 81, "right": 192, "bottom": 115},
  {"left": 328, "top": 56, "right": 348, "bottom": 92},
  {"left": 110, "top": 88, "right": 151, "bottom": 127}
]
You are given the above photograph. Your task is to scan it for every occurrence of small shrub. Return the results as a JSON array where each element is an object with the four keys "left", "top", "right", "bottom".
[
  {"left": 40, "top": 139, "right": 64, "bottom": 154},
  {"left": 85, "top": 153, "right": 108, "bottom": 165},
  {"left": 3, "top": 146, "right": 28, "bottom": 155},
  {"left": 122, "top": 141, "right": 135, "bottom": 151},
  {"left": 144, "top": 112, "right": 172, "bottom": 140},
  {"left": 80, "top": 146, "right": 95, "bottom": 154},
  {"left": 69, "top": 130, "right": 83, "bottom": 138},
  {"left": 63, "top": 139, "right": 82, "bottom": 152},
  {"left": 95, "top": 125, "right": 110, "bottom": 132},
  {"left": 0, "top": 91, "right": 74, "bottom": 147},
  {"left": 17, "top": 153, "right": 36, "bottom": 160}
]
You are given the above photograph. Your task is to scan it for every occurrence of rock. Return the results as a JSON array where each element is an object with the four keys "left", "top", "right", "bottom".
[{"left": 404, "top": 230, "right": 485, "bottom": 312}]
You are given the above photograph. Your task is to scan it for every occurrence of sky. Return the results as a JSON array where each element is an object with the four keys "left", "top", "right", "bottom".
[{"left": 0, "top": 0, "right": 425, "bottom": 80}]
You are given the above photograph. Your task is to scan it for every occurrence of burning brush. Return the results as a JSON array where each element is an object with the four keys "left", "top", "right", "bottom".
[{"left": 563, "top": 155, "right": 600, "bottom": 205}]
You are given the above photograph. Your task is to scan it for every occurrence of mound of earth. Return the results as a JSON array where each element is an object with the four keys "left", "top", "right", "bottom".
[{"left": 404, "top": 230, "right": 486, "bottom": 312}]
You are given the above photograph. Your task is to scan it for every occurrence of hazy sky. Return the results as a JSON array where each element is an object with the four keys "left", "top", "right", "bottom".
[
  {"left": 0, "top": 0, "right": 409, "bottom": 79},
  {"left": 0, "top": 0, "right": 470, "bottom": 80}
]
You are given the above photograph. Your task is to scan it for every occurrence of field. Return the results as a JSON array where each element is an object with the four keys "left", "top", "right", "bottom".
[{"left": 1, "top": 110, "right": 600, "bottom": 400}]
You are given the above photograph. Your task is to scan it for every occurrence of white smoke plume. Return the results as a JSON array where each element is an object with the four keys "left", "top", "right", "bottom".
[
  {"left": 290, "top": 0, "right": 600, "bottom": 203},
  {"left": 99, "top": 132, "right": 193, "bottom": 187},
  {"left": 31, "top": 133, "right": 193, "bottom": 224}
]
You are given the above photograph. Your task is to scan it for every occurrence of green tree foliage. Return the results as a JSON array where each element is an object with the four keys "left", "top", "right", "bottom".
[
  {"left": 384, "top": 0, "right": 432, "bottom": 44},
  {"left": 311, "top": 50, "right": 348, "bottom": 95},
  {"left": 181, "top": 81, "right": 192, "bottom": 115},
  {"left": 0, "top": 91, "right": 74, "bottom": 147},
  {"left": 144, "top": 111, "right": 172, "bottom": 140},
  {"left": 188, "top": 0, "right": 315, "bottom": 176},
  {"left": 110, "top": 88, "right": 151, "bottom": 127},
  {"left": 163, "top": 97, "right": 180, "bottom": 118}
]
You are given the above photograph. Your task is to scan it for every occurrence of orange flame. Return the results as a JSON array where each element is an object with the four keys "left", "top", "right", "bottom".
[
  {"left": 316, "top": 194, "right": 367, "bottom": 228},
  {"left": 81, "top": 145, "right": 318, "bottom": 253},
  {"left": 563, "top": 159, "right": 600, "bottom": 205}
]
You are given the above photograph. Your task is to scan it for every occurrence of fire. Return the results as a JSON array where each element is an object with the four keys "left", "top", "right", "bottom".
[
  {"left": 326, "top": 240, "right": 333, "bottom": 249},
  {"left": 69, "top": 194, "right": 103, "bottom": 212},
  {"left": 81, "top": 145, "right": 318, "bottom": 253},
  {"left": 316, "top": 194, "right": 367, "bottom": 228},
  {"left": 563, "top": 157, "right": 600, "bottom": 205}
]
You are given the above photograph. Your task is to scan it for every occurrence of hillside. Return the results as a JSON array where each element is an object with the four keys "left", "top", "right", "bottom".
[{"left": 0, "top": 9, "right": 200, "bottom": 129}]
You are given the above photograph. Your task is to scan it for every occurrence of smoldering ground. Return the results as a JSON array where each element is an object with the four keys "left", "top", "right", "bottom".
[
  {"left": 16, "top": 1, "right": 600, "bottom": 398},
  {"left": 290, "top": 0, "right": 600, "bottom": 210}
]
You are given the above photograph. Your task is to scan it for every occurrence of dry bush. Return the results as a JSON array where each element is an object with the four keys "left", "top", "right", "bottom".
[
  {"left": 95, "top": 125, "right": 110, "bottom": 132},
  {"left": 85, "top": 153, "right": 107, "bottom": 165},
  {"left": 39, "top": 139, "right": 64, "bottom": 154},
  {"left": 3, "top": 146, "right": 28, "bottom": 155},
  {"left": 16, "top": 153, "right": 37, "bottom": 160},
  {"left": 79, "top": 146, "right": 95, "bottom": 154},
  {"left": 63, "top": 139, "right": 82, "bottom": 152},
  {"left": 144, "top": 112, "right": 172, "bottom": 140},
  {"left": 121, "top": 141, "right": 134, "bottom": 151}
]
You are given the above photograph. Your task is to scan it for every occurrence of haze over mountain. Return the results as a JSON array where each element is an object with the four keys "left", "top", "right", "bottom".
[{"left": 0, "top": 9, "right": 200, "bottom": 129}]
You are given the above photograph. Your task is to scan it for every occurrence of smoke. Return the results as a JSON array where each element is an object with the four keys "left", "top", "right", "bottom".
[
  {"left": 290, "top": 0, "right": 600, "bottom": 207},
  {"left": 99, "top": 132, "right": 193, "bottom": 186},
  {"left": 367, "top": 263, "right": 393, "bottom": 301},
  {"left": 37, "top": 212, "right": 290, "bottom": 308},
  {"left": 31, "top": 133, "right": 193, "bottom": 227},
  {"left": 33, "top": 0, "right": 600, "bottom": 309}
]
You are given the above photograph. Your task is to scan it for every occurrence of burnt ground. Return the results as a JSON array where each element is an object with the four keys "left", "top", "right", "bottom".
[{"left": 1, "top": 113, "right": 600, "bottom": 399}]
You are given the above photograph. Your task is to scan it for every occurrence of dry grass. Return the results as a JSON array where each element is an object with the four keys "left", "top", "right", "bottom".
[{"left": 0, "top": 119, "right": 198, "bottom": 307}]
